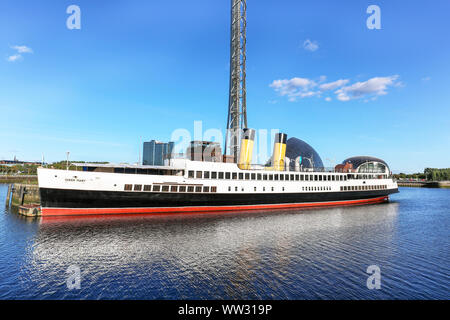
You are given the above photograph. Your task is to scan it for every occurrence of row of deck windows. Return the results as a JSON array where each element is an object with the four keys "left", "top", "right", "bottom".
[
  {"left": 124, "top": 184, "right": 217, "bottom": 193},
  {"left": 340, "top": 185, "right": 387, "bottom": 191},
  {"left": 227, "top": 186, "right": 289, "bottom": 192},
  {"left": 124, "top": 183, "right": 388, "bottom": 193},
  {"left": 188, "top": 171, "right": 348, "bottom": 182},
  {"left": 348, "top": 174, "right": 388, "bottom": 180},
  {"left": 302, "top": 186, "right": 332, "bottom": 191}
]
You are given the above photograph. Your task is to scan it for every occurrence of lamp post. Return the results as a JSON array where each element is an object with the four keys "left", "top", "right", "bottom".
[{"left": 326, "top": 158, "right": 335, "bottom": 171}]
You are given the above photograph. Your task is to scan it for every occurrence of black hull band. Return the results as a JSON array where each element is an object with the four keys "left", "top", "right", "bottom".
[{"left": 40, "top": 188, "right": 398, "bottom": 209}]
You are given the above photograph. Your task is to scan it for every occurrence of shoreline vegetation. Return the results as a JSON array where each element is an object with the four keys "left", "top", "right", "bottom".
[
  {"left": 0, "top": 160, "right": 108, "bottom": 175},
  {"left": 393, "top": 168, "right": 450, "bottom": 181},
  {"left": 393, "top": 168, "right": 450, "bottom": 188},
  {"left": 0, "top": 161, "right": 109, "bottom": 184}
]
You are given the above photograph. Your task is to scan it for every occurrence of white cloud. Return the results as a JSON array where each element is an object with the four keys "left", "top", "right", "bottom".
[
  {"left": 319, "top": 79, "right": 349, "bottom": 91},
  {"left": 12, "top": 45, "right": 33, "bottom": 54},
  {"left": 270, "top": 75, "right": 401, "bottom": 102},
  {"left": 270, "top": 77, "right": 315, "bottom": 92},
  {"left": 421, "top": 76, "right": 431, "bottom": 81},
  {"left": 303, "top": 39, "right": 319, "bottom": 52},
  {"left": 7, "top": 54, "right": 22, "bottom": 62},
  {"left": 334, "top": 75, "right": 399, "bottom": 101},
  {"left": 336, "top": 92, "right": 350, "bottom": 101},
  {"left": 270, "top": 77, "right": 318, "bottom": 102},
  {"left": 6, "top": 45, "right": 33, "bottom": 62}
]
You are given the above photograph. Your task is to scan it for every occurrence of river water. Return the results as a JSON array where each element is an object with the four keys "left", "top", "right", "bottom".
[{"left": 0, "top": 185, "right": 448, "bottom": 299}]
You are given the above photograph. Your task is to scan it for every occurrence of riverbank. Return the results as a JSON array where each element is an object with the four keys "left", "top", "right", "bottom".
[
  {"left": 0, "top": 175, "right": 37, "bottom": 184},
  {"left": 397, "top": 180, "right": 450, "bottom": 188}
]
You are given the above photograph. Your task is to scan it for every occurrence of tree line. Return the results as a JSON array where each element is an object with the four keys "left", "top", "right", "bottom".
[
  {"left": 0, "top": 161, "right": 109, "bottom": 175},
  {"left": 394, "top": 168, "right": 450, "bottom": 181},
  {"left": 424, "top": 168, "right": 450, "bottom": 181}
]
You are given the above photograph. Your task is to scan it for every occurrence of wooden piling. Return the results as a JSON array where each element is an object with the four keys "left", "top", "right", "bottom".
[
  {"left": 18, "top": 186, "right": 26, "bottom": 206},
  {"left": 5, "top": 184, "right": 12, "bottom": 207}
]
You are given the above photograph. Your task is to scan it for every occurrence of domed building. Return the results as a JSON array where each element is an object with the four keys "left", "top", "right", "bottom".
[
  {"left": 340, "top": 156, "right": 390, "bottom": 174},
  {"left": 285, "top": 137, "right": 324, "bottom": 170}
]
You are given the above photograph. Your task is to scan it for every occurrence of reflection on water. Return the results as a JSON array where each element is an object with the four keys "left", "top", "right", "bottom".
[
  {"left": 27, "top": 204, "right": 400, "bottom": 299},
  {"left": 1, "top": 185, "right": 449, "bottom": 299}
]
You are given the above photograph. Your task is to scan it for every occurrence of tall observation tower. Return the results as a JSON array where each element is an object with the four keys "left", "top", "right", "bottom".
[{"left": 225, "top": 0, "right": 247, "bottom": 162}]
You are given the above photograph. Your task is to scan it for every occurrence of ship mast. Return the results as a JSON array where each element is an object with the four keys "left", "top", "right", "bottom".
[{"left": 225, "top": 0, "right": 247, "bottom": 162}]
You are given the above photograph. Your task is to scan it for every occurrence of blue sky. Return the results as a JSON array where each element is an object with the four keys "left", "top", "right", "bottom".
[{"left": 0, "top": 0, "right": 449, "bottom": 173}]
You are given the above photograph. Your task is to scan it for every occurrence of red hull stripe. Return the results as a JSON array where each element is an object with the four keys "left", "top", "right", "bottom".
[{"left": 41, "top": 196, "right": 389, "bottom": 216}]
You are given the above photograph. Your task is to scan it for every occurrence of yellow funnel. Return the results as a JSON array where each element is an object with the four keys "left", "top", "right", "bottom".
[
  {"left": 272, "top": 133, "right": 287, "bottom": 171},
  {"left": 238, "top": 128, "right": 255, "bottom": 170}
]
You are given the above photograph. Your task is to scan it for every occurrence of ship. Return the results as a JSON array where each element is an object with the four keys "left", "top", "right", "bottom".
[
  {"left": 37, "top": 1, "right": 398, "bottom": 216},
  {"left": 37, "top": 131, "right": 398, "bottom": 216}
]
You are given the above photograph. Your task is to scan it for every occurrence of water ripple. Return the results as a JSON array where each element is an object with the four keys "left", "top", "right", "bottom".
[{"left": 0, "top": 185, "right": 449, "bottom": 299}]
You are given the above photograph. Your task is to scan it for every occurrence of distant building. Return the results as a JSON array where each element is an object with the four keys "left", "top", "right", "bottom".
[
  {"left": 186, "top": 141, "right": 222, "bottom": 162},
  {"left": 285, "top": 137, "right": 324, "bottom": 170},
  {"left": 339, "top": 156, "right": 390, "bottom": 174},
  {"left": 143, "top": 140, "right": 174, "bottom": 166}
]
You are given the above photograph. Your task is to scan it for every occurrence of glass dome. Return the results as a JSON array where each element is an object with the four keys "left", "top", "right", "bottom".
[
  {"left": 342, "top": 156, "right": 389, "bottom": 173},
  {"left": 285, "top": 137, "right": 324, "bottom": 169}
]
